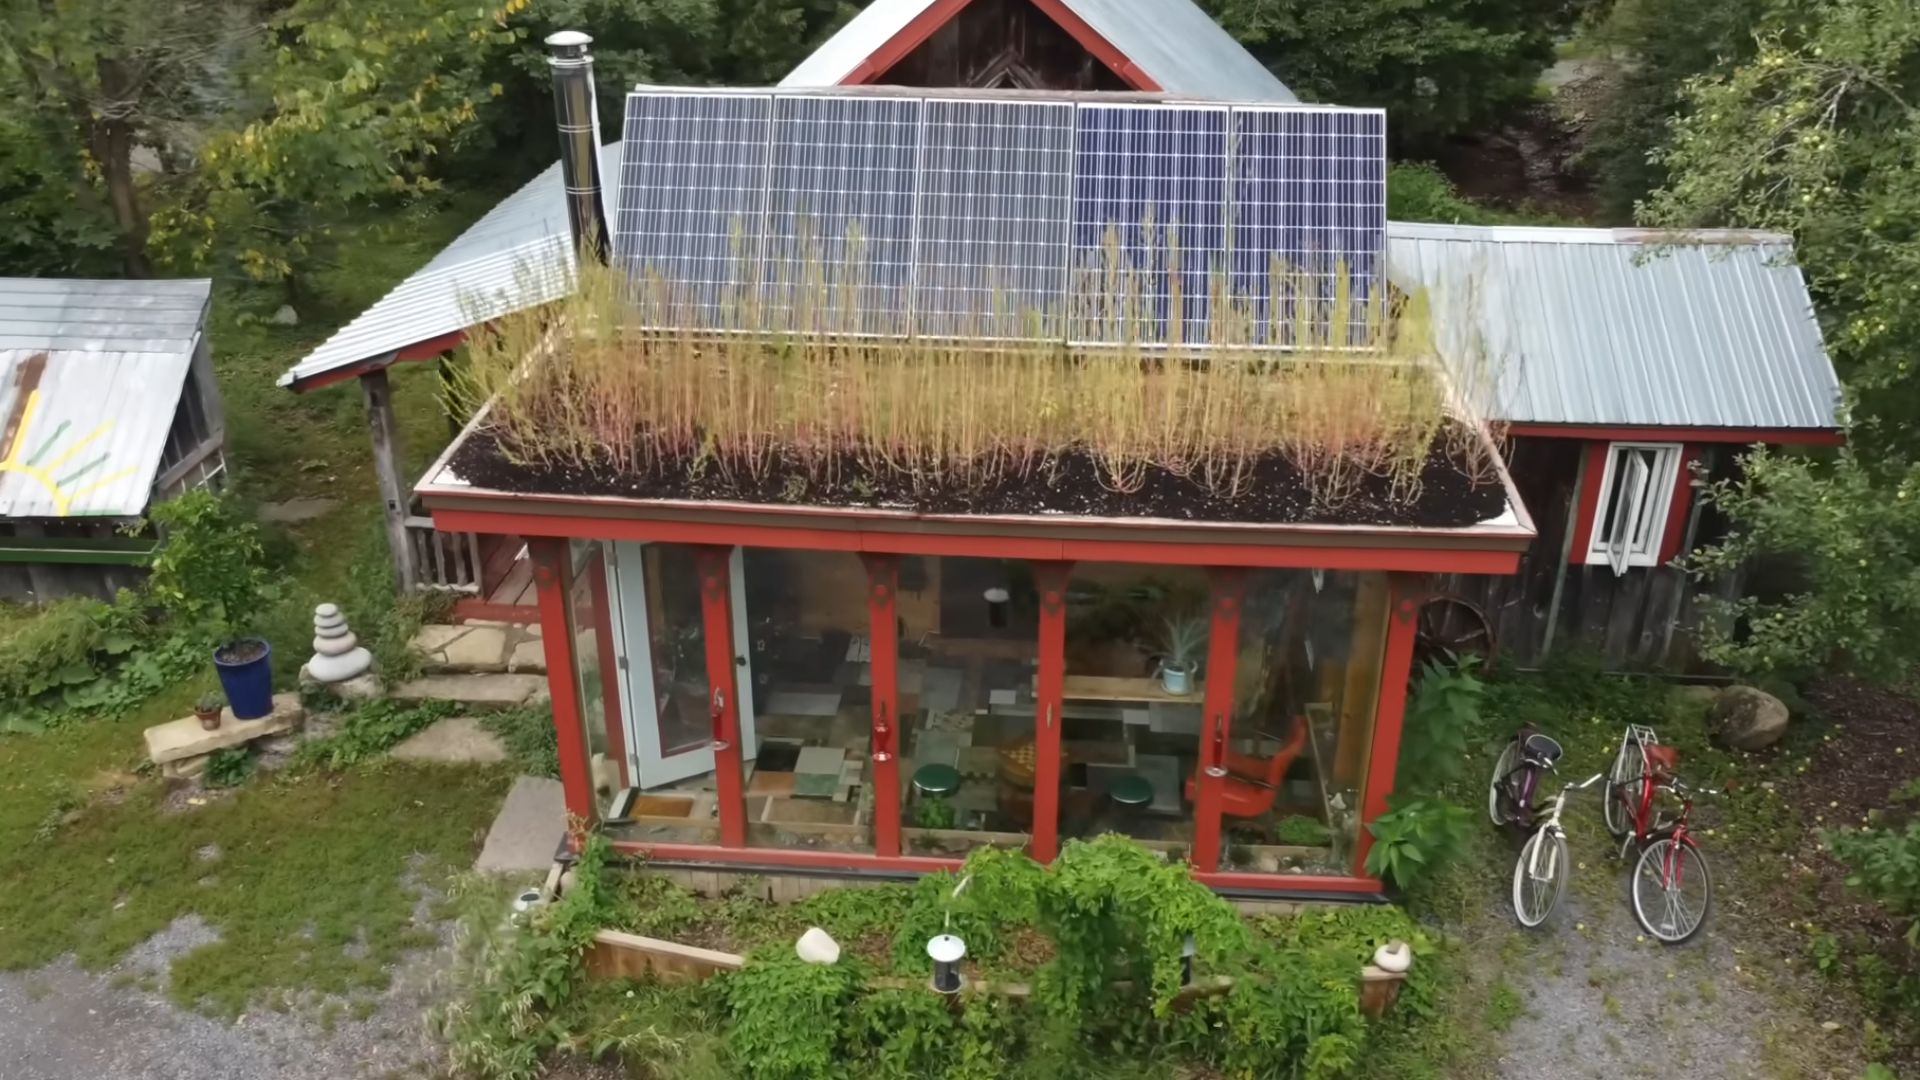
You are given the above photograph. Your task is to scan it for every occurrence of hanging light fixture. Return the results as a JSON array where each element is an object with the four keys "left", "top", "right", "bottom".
[{"left": 928, "top": 933, "right": 967, "bottom": 994}]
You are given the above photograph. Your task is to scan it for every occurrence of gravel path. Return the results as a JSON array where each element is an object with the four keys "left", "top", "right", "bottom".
[
  {"left": 0, "top": 915, "right": 451, "bottom": 1080},
  {"left": 1489, "top": 840, "right": 1865, "bottom": 1080}
]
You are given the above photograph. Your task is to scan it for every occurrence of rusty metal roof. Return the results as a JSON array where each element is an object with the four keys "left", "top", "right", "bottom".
[
  {"left": 0, "top": 277, "right": 212, "bottom": 518},
  {"left": 1386, "top": 223, "right": 1842, "bottom": 431},
  {"left": 780, "top": 0, "right": 1296, "bottom": 102}
]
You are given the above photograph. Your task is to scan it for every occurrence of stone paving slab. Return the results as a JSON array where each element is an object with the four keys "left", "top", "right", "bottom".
[
  {"left": 389, "top": 716, "right": 509, "bottom": 764},
  {"left": 390, "top": 673, "right": 546, "bottom": 710},
  {"left": 476, "top": 776, "right": 566, "bottom": 873},
  {"left": 413, "top": 622, "right": 542, "bottom": 675},
  {"left": 143, "top": 694, "right": 305, "bottom": 765}
]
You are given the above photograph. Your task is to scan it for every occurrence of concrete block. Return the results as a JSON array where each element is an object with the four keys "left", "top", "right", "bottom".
[
  {"left": 144, "top": 694, "right": 304, "bottom": 765},
  {"left": 391, "top": 673, "right": 545, "bottom": 710},
  {"left": 475, "top": 776, "right": 566, "bottom": 873},
  {"left": 390, "top": 716, "right": 510, "bottom": 765},
  {"left": 507, "top": 638, "right": 548, "bottom": 674},
  {"left": 439, "top": 627, "right": 510, "bottom": 672}
]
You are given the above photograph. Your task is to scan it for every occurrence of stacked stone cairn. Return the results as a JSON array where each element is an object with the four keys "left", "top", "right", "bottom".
[{"left": 308, "top": 602, "right": 373, "bottom": 683}]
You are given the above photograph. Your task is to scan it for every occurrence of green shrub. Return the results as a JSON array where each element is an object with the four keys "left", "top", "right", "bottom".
[
  {"left": 1399, "top": 655, "right": 1485, "bottom": 794},
  {"left": 1275, "top": 814, "right": 1333, "bottom": 846},
  {"left": 204, "top": 747, "right": 255, "bottom": 789},
  {"left": 481, "top": 704, "right": 560, "bottom": 778},
  {"left": 1365, "top": 797, "right": 1472, "bottom": 893},
  {"left": 147, "top": 490, "right": 270, "bottom": 635},
  {"left": 722, "top": 953, "right": 864, "bottom": 1080},
  {"left": 1827, "top": 821, "right": 1920, "bottom": 945},
  {"left": 289, "top": 699, "right": 458, "bottom": 771}
]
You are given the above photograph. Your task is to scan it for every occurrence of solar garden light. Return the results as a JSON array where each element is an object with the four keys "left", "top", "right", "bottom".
[
  {"left": 928, "top": 933, "right": 967, "bottom": 994},
  {"left": 1180, "top": 934, "right": 1197, "bottom": 987}
]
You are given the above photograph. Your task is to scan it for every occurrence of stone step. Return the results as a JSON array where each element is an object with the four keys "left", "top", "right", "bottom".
[
  {"left": 144, "top": 693, "right": 305, "bottom": 766},
  {"left": 412, "top": 623, "right": 545, "bottom": 675},
  {"left": 389, "top": 716, "right": 510, "bottom": 764},
  {"left": 390, "top": 673, "right": 547, "bottom": 711}
]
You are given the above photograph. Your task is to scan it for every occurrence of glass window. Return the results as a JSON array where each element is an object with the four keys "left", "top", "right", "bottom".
[
  {"left": 737, "top": 548, "right": 876, "bottom": 854},
  {"left": 568, "top": 541, "right": 624, "bottom": 819},
  {"left": 897, "top": 557, "right": 1041, "bottom": 856},
  {"left": 1057, "top": 565, "right": 1211, "bottom": 855},
  {"left": 1589, "top": 443, "right": 1682, "bottom": 574},
  {"left": 1228, "top": 570, "right": 1390, "bottom": 875}
]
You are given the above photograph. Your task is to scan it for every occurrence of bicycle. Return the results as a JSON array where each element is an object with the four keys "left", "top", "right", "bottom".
[
  {"left": 1488, "top": 726, "right": 1564, "bottom": 829},
  {"left": 1512, "top": 771, "right": 1605, "bottom": 928},
  {"left": 1604, "top": 724, "right": 1717, "bottom": 944}
]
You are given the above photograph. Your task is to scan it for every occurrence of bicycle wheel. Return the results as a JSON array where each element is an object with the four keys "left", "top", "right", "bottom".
[
  {"left": 1488, "top": 739, "right": 1520, "bottom": 826},
  {"left": 1631, "top": 838, "right": 1712, "bottom": 944},
  {"left": 1511, "top": 829, "right": 1568, "bottom": 929},
  {"left": 1603, "top": 740, "right": 1636, "bottom": 840}
]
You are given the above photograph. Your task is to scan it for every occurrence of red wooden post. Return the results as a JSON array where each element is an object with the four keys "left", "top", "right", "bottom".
[
  {"left": 861, "top": 553, "right": 904, "bottom": 858},
  {"left": 530, "top": 538, "right": 597, "bottom": 829},
  {"left": 1352, "top": 574, "right": 1425, "bottom": 875},
  {"left": 1030, "top": 561, "right": 1073, "bottom": 863},
  {"left": 1190, "top": 568, "right": 1246, "bottom": 874},
  {"left": 694, "top": 545, "right": 748, "bottom": 848}
]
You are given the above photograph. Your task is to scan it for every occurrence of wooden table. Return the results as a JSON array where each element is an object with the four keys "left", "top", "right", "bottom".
[{"left": 1045, "top": 674, "right": 1204, "bottom": 704}]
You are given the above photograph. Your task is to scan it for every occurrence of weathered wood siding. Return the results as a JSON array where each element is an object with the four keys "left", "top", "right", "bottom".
[
  {"left": 1434, "top": 437, "right": 1743, "bottom": 672},
  {"left": 879, "top": 0, "right": 1129, "bottom": 90},
  {"left": 0, "top": 519, "right": 149, "bottom": 603}
]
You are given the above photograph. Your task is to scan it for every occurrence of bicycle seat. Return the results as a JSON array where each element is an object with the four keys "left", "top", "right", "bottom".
[{"left": 1522, "top": 733, "right": 1563, "bottom": 765}]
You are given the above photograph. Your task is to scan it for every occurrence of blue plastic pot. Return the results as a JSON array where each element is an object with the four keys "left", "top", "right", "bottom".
[{"left": 213, "top": 638, "right": 274, "bottom": 720}]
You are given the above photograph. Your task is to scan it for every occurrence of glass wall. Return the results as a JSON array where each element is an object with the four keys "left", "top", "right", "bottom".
[
  {"left": 737, "top": 548, "right": 875, "bottom": 854},
  {"left": 567, "top": 541, "right": 623, "bottom": 819},
  {"left": 1225, "top": 570, "right": 1390, "bottom": 875},
  {"left": 1056, "top": 564, "right": 1211, "bottom": 854},
  {"left": 896, "top": 556, "right": 1040, "bottom": 856}
]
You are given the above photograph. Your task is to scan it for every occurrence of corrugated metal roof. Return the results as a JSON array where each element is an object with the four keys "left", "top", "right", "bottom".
[
  {"left": 1386, "top": 222, "right": 1842, "bottom": 430},
  {"left": 0, "top": 277, "right": 211, "bottom": 518},
  {"left": 278, "top": 142, "right": 623, "bottom": 389},
  {"left": 778, "top": 0, "right": 1297, "bottom": 103}
]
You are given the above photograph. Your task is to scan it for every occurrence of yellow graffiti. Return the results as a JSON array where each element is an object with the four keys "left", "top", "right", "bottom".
[{"left": 0, "top": 390, "right": 140, "bottom": 517}]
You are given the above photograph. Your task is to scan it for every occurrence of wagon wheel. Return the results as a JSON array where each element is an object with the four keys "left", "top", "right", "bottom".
[{"left": 1416, "top": 594, "right": 1495, "bottom": 670}]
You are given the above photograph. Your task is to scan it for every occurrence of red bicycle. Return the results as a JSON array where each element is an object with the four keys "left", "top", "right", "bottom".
[{"left": 1603, "top": 725, "right": 1716, "bottom": 944}]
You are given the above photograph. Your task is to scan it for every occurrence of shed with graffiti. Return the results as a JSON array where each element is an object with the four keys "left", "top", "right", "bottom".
[{"left": 0, "top": 277, "right": 226, "bottom": 601}]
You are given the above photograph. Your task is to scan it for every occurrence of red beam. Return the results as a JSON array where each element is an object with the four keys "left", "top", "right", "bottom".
[
  {"left": 1352, "top": 576, "right": 1422, "bottom": 876},
  {"left": 1190, "top": 568, "right": 1246, "bottom": 873},
  {"left": 694, "top": 546, "right": 748, "bottom": 848},
  {"left": 531, "top": 539, "right": 598, "bottom": 825},
  {"left": 1508, "top": 422, "right": 1843, "bottom": 446},
  {"left": 861, "top": 554, "right": 904, "bottom": 858},
  {"left": 1026, "top": 0, "right": 1162, "bottom": 89},
  {"left": 1192, "top": 870, "right": 1386, "bottom": 895},
  {"left": 426, "top": 507, "right": 1526, "bottom": 576},
  {"left": 395, "top": 329, "right": 466, "bottom": 362},
  {"left": 611, "top": 840, "right": 967, "bottom": 875},
  {"left": 840, "top": 0, "right": 976, "bottom": 83},
  {"left": 1568, "top": 441, "right": 1610, "bottom": 567},
  {"left": 1030, "top": 561, "right": 1073, "bottom": 862}
]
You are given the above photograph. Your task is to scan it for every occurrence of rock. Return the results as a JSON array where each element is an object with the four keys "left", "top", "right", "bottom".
[
  {"left": 390, "top": 716, "right": 509, "bottom": 764},
  {"left": 145, "top": 693, "right": 304, "bottom": 764},
  {"left": 1372, "top": 941, "right": 1412, "bottom": 973},
  {"left": 475, "top": 776, "right": 566, "bottom": 873},
  {"left": 258, "top": 496, "right": 338, "bottom": 524},
  {"left": 306, "top": 602, "right": 372, "bottom": 683},
  {"left": 438, "top": 627, "right": 510, "bottom": 672},
  {"left": 507, "top": 637, "right": 547, "bottom": 674},
  {"left": 796, "top": 927, "right": 842, "bottom": 965},
  {"left": 269, "top": 304, "right": 299, "bottom": 326},
  {"left": 1710, "top": 686, "right": 1791, "bottom": 751},
  {"left": 1820, "top": 1021, "right": 1841, "bottom": 1033}
]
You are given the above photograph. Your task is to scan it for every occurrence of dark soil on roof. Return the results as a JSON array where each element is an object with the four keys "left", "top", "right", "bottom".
[{"left": 449, "top": 426, "right": 1508, "bottom": 527}]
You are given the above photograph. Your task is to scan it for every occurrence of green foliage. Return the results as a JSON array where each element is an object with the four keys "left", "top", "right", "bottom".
[
  {"left": 195, "top": 690, "right": 224, "bottom": 714},
  {"left": 481, "top": 703, "right": 561, "bottom": 779},
  {"left": 1827, "top": 820, "right": 1920, "bottom": 946},
  {"left": 722, "top": 953, "right": 865, "bottom": 1080},
  {"left": 288, "top": 699, "right": 459, "bottom": 771},
  {"left": 1386, "top": 162, "right": 1566, "bottom": 225},
  {"left": 1172, "top": 938, "right": 1367, "bottom": 1080},
  {"left": 1685, "top": 449, "right": 1920, "bottom": 680},
  {"left": 1274, "top": 813, "right": 1333, "bottom": 846},
  {"left": 1365, "top": 797, "right": 1472, "bottom": 892},
  {"left": 913, "top": 795, "right": 956, "bottom": 830},
  {"left": 435, "top": 833, "right": 627, "bottom": 1080},
  {"left": 1201, "top": 0, "right": 1578, "bottom": 141},
  {"left": 0, "top": 590, "right": 208, "bottom": 737},
  {"left": 1399, "top": 655, "right": 1485, "bottom": 793},
  {"left": 203, "top": 747, "right": 255, "bottom": 789},
  {"left": 147, "top": 491, "right": 271, "bottom": 636}
]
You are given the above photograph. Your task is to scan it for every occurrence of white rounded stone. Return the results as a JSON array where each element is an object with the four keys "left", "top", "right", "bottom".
[
  {"left": 314, "top": 630, "right": 359, "bottom": 656},
  {"left": 796, "top": 927, "right": 841, "bottom": 965},
  {"left": 307, "top": 645, "right": 372, "bottom": 683}
]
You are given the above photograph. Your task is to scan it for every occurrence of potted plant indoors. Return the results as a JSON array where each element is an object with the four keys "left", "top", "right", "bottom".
[
  {"left": 193, "top": 691, "right": 225, "bottom": 731},
  {"left": 1155, "top": 616, "right": 1207, "bottom": 695},
  {"left": 213, "top": 638, "right": 274, "bottom": 720}
]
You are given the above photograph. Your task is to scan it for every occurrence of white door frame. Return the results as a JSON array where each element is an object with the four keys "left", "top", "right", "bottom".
[{"left": 610, "top": 541, "right": 757, "bottom": 789}]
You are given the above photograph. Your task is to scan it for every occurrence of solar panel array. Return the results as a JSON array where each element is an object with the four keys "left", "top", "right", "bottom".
[{"left": 614, "top": 89, "right": 1385, "bottom": 346}]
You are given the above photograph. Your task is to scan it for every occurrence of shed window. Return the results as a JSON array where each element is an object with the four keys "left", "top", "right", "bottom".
[{"left": 1588, "top": 443, "right": 1682, "bottom": 575}]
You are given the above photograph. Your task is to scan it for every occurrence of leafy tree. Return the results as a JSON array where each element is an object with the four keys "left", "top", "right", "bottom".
[
  {"left": 1201, "top": 0, "right": 1579, "bottom": 142},
  {"left": 153, "top": 0, "right": 525, "bottom": 290},
  {"left": 0, "top": 0, "right": 259, "bottom": 276}
]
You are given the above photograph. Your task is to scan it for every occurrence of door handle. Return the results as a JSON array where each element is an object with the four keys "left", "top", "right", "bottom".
[
  {"left": 735, "top": 655, "right": 747, "bottom": 667},
  {"left": 709, "top": 688, "right": 731, "bottom": 751}
]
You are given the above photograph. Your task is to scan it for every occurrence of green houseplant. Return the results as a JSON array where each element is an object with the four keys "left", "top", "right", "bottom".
[
  {"left": 193, "top": 690, "right": 225, "bottom": 731},
  {"left": 1155, "top": 616, "right": 1208, "bottom": 695}
]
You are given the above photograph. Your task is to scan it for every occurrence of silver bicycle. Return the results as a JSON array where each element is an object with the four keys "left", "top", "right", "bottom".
[{"left": 1512, "top": 771, "right": 1604, "bottom": 929}]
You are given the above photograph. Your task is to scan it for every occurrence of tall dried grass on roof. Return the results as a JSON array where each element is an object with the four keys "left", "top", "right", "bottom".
[{"left": 449, "top": 230, "right": 1494, "bottom": 510}]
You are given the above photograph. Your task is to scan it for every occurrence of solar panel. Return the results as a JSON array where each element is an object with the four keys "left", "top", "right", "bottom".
[
  {"left": 914, "top": 99, "right": 1076, "bottom": 339},
  {"left": 615, "top": 92, "right": 773, "bottom": 328},
  {"left": 1228, "top": 106, "right": 1387, "bottom": 344},
  {"left": 611, "top": 89, "right": 1386, "bottom": 346},
  {"left": 1069, "top": 104, "right": 1228, "bottom": 346},
  {"left": 763, "top": 95, "right": 921, "bottom": 336}
]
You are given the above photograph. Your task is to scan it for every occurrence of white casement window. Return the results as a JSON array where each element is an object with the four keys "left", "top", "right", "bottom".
[{"left": 1587, "top": 443, "right": 1683, "bottom": 575}]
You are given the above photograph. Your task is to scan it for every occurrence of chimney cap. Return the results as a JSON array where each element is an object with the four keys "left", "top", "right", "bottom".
[{"left": 545, "top": 29, "right": 594, "bottom": 54}]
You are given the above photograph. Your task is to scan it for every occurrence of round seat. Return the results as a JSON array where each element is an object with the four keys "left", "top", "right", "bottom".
[
  {"left": 912, "top": 763, "right": 962, "bottom": 798},
  {"left": 1522, "top": 733, "right": 1563, "bottom": 765},
  {"left": 1108, "top": 774, "right": 1154, "bottom": 808}
]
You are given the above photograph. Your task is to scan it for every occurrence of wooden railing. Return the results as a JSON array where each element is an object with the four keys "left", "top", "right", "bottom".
[{"left": 404, "top": 515, "right": 483, "bottom": 594}]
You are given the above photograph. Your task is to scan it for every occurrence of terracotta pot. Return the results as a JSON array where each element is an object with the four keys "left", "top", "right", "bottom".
[{"left": 195, "top": 707, "right": 222, "bottom": 731}]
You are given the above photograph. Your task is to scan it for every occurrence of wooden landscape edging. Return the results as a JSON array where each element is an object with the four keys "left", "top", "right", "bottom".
[{"left": 582, "top": 931, "right": 1407, "bottom": 1016}]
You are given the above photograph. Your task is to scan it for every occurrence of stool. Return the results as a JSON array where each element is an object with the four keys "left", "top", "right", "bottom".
[
  {"left": 913, "top": 763, "right": 962, "bottom": 799},
  {"left": 1108, "top": 773, "right": 1154, "bottom": 810}
]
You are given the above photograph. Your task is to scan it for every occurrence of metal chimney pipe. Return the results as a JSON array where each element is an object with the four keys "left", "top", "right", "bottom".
[{"left": 545, "top": 30, "right": 609, "bottom": 265}]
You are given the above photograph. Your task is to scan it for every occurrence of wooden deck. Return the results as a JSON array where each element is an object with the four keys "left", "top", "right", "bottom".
[{"left": 451, "top": 537, "right": 539, "bottom": 622}]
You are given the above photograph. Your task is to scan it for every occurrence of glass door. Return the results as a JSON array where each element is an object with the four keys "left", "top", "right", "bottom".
[{"left": 610, "top": 541, "right": 757, "bottom": 789}]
